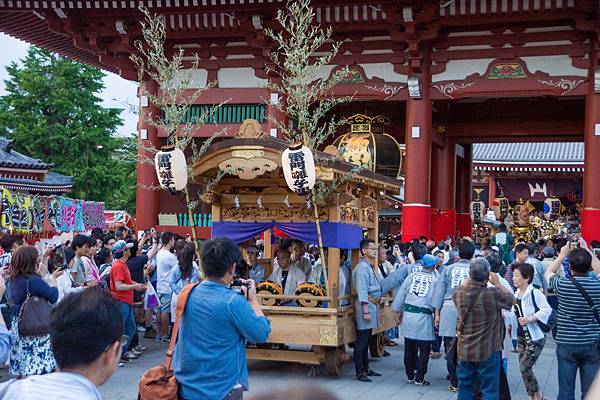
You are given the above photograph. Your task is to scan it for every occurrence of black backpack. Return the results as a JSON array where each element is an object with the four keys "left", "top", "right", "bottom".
[{"left": 531, "top": 289, "right": 557, "bottom": 333}]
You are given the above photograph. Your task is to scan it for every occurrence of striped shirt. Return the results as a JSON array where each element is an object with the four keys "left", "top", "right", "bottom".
[
  {"left": 453, "top": 280, "right": 515, "bottom": 362},
  {"left": 0, "top": 372, "right": 102, "bottom": 400},
  {"left": 550, "top": 275, "right": 600, "bottom": 345}
]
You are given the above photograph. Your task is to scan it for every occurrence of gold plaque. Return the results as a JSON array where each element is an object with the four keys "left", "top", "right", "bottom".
[
  {"left": 319, "top": 326, "right": 338, "bottom": 346},
  {"left": 231, "top": 149, "right": 265, "bottom": 159}
]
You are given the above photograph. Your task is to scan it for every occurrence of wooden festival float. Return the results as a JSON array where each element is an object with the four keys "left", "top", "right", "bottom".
[{"left": 192, "top": 119, "right": 402, "bottom": 375}]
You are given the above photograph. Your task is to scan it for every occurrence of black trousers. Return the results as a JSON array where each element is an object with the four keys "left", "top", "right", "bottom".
[
  {"left": 404, "top": 338, "right": 431, "bottom": 381},
  {"left": 443, "top": 336, "right": 458, "bottom": 387},
  {"left": 354, "top": 328, "right": 372, "bottom": 376}
]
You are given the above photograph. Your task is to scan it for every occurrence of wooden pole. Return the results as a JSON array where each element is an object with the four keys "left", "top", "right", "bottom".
[
  {"left": 311, "top": 190, "right": 329, "bottom": 297},
  {"left": 183, "top": 187, "right": 203, "bottom": 271},
  {"left": 173, "top": 135, "right": 203, "bottom": 270}
]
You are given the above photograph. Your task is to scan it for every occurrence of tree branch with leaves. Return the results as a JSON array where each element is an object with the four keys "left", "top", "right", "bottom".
[
  {"left": 130, "top": 7, "right": 230, "bottom": 264},
  {"left": 264, "top": 0, "right": 364, "bottom": 298},
  {"left": 263, "top": 0, "right": 354, "bottom": 151}
]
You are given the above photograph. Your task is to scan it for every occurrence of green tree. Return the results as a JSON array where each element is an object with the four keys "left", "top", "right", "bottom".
[
  {"left": 106, "top": 133, "right": 138, "bottom": 215},
  {"left": 0, "top": 46, "right": 133, "bottom": 210}
]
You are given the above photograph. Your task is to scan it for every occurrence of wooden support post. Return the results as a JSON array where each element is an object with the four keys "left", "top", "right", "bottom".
[
  {"left": 327, "top": 201, "right": 341, "bottom": 308},
  {"left": 264, "top": 227, "right": 273, "bottom": 278},
  {"left": 328, "top": 248, "right": 340, "bottom": 308}
]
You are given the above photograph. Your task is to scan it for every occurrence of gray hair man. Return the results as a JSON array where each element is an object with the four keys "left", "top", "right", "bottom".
[{"left": 452, "top": 257, "right": 515, "bottom": 400}]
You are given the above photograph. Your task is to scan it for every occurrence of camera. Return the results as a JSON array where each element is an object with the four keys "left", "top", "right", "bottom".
[{"left": 230, "top": 278, "right": 250, "bottom": 299}]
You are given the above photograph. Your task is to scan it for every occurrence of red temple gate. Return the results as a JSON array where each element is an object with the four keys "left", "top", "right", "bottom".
[{"left": 1, "top": 0, "right": 599, "bottom": 241}]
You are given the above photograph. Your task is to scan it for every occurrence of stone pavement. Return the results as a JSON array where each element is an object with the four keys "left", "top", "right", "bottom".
[{"left": 100, "top": 336, "right": 576, "bottom": 400}]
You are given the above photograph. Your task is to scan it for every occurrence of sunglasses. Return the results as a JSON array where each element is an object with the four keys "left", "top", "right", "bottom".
[{"left": 104, "top": 335, "right": 129, "bottom": 353}]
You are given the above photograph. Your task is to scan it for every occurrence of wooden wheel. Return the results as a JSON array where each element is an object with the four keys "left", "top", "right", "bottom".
[
  {"left": 295, "top": 283, "right": 325, "bottom": 308},
  {"left": 256, "top": 281, "right": 282, "bottom": 306},
  {"left": 369, "top": 332, "right": 385, "bottom": 358},
  {"left": 325, "top": 346, "right": 345, "bottom": 376}
]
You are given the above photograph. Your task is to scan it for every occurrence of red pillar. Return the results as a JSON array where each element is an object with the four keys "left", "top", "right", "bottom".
[
  {"left": 430, "top": 143, "right": 456, "bottom": 241},
  {"left": 582, "top": 58, "right": 600, "bottom": 242},
  {"left": 135, "top": 80, "right": 161, "bottom": 232},
  {"left": 265, "top": 91, "right": 287, "bottom": 139},
  {"left": 455, "top": 144, "right": 473, "bottom": 238},
  {"left": 402, "top": 70, "right": 432, "bottom": 241}
]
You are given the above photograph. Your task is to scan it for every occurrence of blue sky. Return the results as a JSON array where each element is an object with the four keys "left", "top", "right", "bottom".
[{"left": 0, "top": 33, "right": 138, "bottom": 137}]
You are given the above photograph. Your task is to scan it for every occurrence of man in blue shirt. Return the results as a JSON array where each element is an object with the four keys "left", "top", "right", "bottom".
[{"left": 173, "top": 237, "right": 271, "bottom": 400}]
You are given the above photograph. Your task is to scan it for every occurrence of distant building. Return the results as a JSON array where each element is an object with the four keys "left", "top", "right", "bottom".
[
  {"left": 0, "top": 137, "right": 73, "bottom": 195},
  {"left": 473, "top": 142, "right": 583, "bottom": 209}
]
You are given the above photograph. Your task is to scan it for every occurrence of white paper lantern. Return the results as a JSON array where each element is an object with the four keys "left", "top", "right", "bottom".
[
  {"left": 154, "top": 147, "right": 188, "bottom": 193},
  {"left": 282, "top": 144, "right": 316, "bottom": 196},
  {"left": 470, "top": 200, "right": 486, "bottom": 225},
  {"left": 493, "top": 196, "right": 510, "bottom": 221},
  {"left": 543, "top": 196, "right": 561, "bottom": 220}
]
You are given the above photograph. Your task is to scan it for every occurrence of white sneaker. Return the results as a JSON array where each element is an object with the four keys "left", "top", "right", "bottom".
[
  {"left": 134, "top": 344, "right": 147, "bottom": 352},
  {"left": 123, "top": 351, "right": 138, "bottom": 360}
]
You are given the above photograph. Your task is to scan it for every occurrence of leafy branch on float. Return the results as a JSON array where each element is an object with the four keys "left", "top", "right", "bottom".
[
  {"left": 130, "top": 6, "right": 229, "bottom": 208},
  {"left": 313, "top": 163, "right": 364, "bottom": 205},
  {"left": 138, "top": 184, "right": 163, "bottom": 191},
  {"left": 264, "top": 0, "right": 360, "bottom": 205},
  {"left": 263, "top": 0, "right": 355, "bottom": 150}
]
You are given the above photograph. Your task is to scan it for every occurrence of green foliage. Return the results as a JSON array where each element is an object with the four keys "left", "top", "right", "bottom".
[
  {"left": 264, "top": 0, "right": 361, "bottom": 205},
  {"left": 0, "top": 46, "right": 135, "bottom": 212},
  {"left": 131, "top": 7, "right": 225, "bottom": 162},
  {"left": 105, "top": 133, "right": 138, "bottom": 214},
  {"left": 263, "top": 0, "right": 353, "bottom": 150},
  {"left": 131, "top": 7, "right": 229, "bottom": 207}
]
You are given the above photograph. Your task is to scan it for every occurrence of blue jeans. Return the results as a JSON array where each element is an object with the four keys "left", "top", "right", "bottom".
[
  {"left": 457, "top": 351, "right": 501, "bottom": 400},
  {"left": 556, "top": 343, "right": 600, "bottom": 400},
  {"left": 119, "top": 302, "right": 136, "bottom": 352}
]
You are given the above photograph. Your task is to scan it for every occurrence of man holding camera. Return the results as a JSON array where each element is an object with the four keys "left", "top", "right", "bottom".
[
  {"left": 544, "top": 239, "right": 600, "bottom": 400},
  {"left": 173, "top": 237, "right": 271, "bottom": 400}
]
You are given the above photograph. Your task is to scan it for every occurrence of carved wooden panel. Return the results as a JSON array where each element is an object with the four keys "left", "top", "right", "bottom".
[{"left": 222, "top": 204, "right": 328, "bottom": 222}]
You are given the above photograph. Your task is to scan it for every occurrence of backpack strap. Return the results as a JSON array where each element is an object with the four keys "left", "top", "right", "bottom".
[
  {"left": 531, "top": 288, "right": 539, "bottom": 313},
  {"left": 568, "top": 276, "right": 600, "bottom": 326},
  {"left": 457, "top": 288, "right": 484, "bottom": 335},
  {"left": 164, "top": 282, "right": 199, "bottom": 369}
]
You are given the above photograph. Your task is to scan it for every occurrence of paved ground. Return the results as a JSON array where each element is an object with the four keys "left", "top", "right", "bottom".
[{"left": 100, "top": 335, "right": 574, "bottom": 400}]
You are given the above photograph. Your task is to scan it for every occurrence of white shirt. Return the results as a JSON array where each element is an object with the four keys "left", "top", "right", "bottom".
[
  {"left": 515, "top": 285, "right": 553, "bottom": 342},
  {"left": 56, "top": 273, "right": 85, "bottom": 302},
  {"left": 156, "top": 249, "right": 178, "bottom": 294},
  {"left": 0, "top": 372, "right": 102, "bottom": 400}
]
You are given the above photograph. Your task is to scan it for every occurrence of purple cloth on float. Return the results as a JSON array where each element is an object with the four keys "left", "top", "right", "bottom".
[{"left": 211, "top": 221, "right": 363, "bottom": 248}]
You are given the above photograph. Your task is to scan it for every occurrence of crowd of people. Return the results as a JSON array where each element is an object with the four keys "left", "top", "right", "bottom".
[
  {"left": 0, "top": 224, "right": 597, "bottom": 400},
  {"left": 346, "top": 232, "right": 600, "bottom": 400}
]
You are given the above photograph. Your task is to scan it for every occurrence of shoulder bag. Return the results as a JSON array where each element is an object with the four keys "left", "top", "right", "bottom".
[
  {"left": 446, "top": 288, "right": 484, "bottom": 366},
  {"left": 568, "top": 276, "right": 600, "bottom": 350},
  {"left": 138, "top": 282, "right": 199, "bottom": 400},
  {"left": 18, "top": 278, "right": 53, "bottom": 336},
  {"left": 530, "top": 288, "right": 557, "bottom": 333}
]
